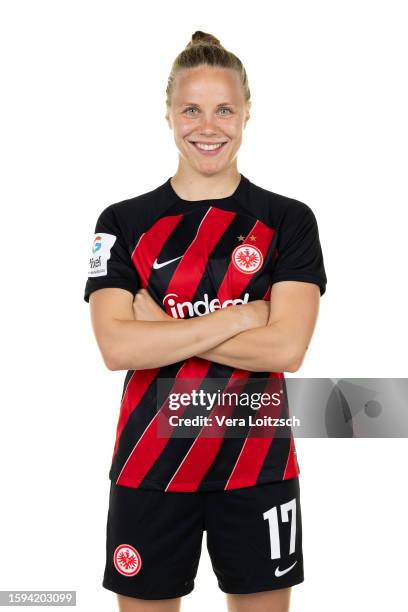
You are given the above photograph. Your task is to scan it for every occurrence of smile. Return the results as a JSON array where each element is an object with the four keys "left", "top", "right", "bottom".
[{"left": 188, "top": 141, "right": 228, "bottom": 155}]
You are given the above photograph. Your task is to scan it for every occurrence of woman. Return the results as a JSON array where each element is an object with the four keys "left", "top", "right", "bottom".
[{"left": 84, "top": 31, "right": 327, "bottom": 612}]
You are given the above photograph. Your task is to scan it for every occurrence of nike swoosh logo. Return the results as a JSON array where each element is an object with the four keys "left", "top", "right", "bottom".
[
  {"left": 275, "top": 560, "right": 297, "bottom": 577},
  {"left": 152, "top": 256, "right": 183, "bottom": 270}
]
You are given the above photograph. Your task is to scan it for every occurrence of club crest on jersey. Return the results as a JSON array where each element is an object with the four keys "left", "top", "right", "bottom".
[
  {"left": 113, "top": 544, "right": 142, "bottom": 577},
  {"left": 231, "top": 244, "right": 263, "bottom": 274},
  {"left": 88, "top": 232, "right": 116, "bottom": 277}
]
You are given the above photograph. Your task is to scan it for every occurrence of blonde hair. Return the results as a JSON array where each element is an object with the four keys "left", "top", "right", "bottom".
[{"left": 166, "top": 30, "right": 251, "bottom": 106}]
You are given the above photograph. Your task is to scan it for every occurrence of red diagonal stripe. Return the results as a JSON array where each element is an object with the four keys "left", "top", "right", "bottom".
[
  {"left": 131, "top": 214, "right": 183, "bottom": 286},
  {"left": 164, "top": 207, "right": 237, "bottom": 307},
  {"left": 116, "top": 357, "right": 212, "bottom": 488},
  {"left": 224, "top": 373, "right": 285, "bottom": 490},
  {"left": 111, "top": 368, "right": 160, "bottom": 462},
  {"left": 165, "top": 370, "right": 250, "bottom": 491},
  {"left": 282, "top": 435, "right": 300, "bottom": 480}
]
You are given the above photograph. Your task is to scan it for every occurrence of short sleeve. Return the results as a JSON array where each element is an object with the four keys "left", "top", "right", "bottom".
[
  {"left": 84, "top": 204, "right": 141, "bottom": 303},
  {"left": 271, "top": 203, "right": 327, "bottom": 296}
]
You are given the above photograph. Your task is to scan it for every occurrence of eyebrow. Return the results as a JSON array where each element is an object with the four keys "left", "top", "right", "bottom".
[{"left": 181, "top": 102, "right": 235, "bottom": 107}]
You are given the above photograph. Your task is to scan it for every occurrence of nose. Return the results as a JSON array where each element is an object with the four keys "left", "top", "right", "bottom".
[{"left": 198, "top": 113, "right": 218, "bottom": 134}]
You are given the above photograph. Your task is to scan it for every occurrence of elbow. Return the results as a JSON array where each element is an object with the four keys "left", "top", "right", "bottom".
[
  {"left": 256, "top": 351, "right": 303, "bottom": 374},
  {"left": 104, "top": 345, "right": 148, "bottom": 371},
  {"left": 101, "top": 344, "right": 131, "bottom": 371},
  {"left": 104, "top": 353, "right": 142, "bottom": 371},
  {"left": 285, "top": 360, "right": 301, "bottom": 373},
  {"left": 285, "top": 350, "right": 306, "bottom": 373},
  {"left": 96, "top": 323, "right": 142, "bottom": 371},
  {"left": 103, "top": 352, "right": 120, "bottom": 371},
  {"left": 255, "top": 341, "right": 306, "bottom": 374},
  {"left": 264, "top": 341, "right": 305, "bottom": 373}
]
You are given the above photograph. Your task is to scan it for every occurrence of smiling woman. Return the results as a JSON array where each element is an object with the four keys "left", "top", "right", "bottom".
[
  {"left": 84, "top": 29, "right": 327, "bottom": 612},
  {"left": 164, "top": 32, "right": 251, "bottom": 196}
]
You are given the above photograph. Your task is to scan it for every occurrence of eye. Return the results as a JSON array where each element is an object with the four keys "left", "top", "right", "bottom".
[{"left": 183, "top": 106, "right": 233, "bottom": 116}]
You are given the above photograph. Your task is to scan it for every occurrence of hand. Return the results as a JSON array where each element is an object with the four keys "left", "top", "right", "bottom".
[{"left": 132, "top": 288, "right": 171, "bottom": 322}]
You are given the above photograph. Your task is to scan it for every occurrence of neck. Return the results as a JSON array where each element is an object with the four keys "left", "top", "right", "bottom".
[{"left": 170, "top": 166, "right": 241, "bottom": 201}]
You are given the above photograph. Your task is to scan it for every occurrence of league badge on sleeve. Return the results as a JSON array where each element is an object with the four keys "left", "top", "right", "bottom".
[{"left": 88, "top": 232, "right": 117, "bottom": 277}]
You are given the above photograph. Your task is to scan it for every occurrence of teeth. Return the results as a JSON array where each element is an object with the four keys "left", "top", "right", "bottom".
[{"left": 193, "top": 142, "right": 225, "bottom": 151}]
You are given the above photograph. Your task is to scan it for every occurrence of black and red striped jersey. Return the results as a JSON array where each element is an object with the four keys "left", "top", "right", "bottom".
[{"left": 84, "top": 174, "right": 327, "bottom": 492}]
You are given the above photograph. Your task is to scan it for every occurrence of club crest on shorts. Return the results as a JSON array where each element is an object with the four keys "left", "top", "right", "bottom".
[
  {"left": 231, "top": 244, "right": 263, "bottom": 274},
  {"left": 113, "top": 544, "right": 142, "bottom": 577}
]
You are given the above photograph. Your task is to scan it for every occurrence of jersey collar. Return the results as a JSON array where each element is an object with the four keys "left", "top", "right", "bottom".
[{"left": 163, "top": 173, "right": 250, "bottom": 207}]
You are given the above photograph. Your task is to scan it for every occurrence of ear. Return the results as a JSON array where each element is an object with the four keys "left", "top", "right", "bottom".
[
  {"left": 165, "top": 110, "right": 172, "bottom": 129},
  {"left": 244, "top": 101, "right": 251, "bottom": 125}
]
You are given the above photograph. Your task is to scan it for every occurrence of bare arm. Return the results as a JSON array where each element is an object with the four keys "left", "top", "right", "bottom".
[
  {"left": 197, "top": 324, "right": 295, "bottom": 372},
  {"left": 88, "top": 287, "right": 264, "bottom": 371},
  {"left": 196, "top": 282, "right": 321, "bottom": 372},
  {"left": 130, "top": 282, "right": 321, "bottom": 373}
]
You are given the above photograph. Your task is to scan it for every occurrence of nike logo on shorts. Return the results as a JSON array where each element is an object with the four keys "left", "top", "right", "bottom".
[
  {"left": 152, "top": 256, "right": 183, "bottom": 270},
  {"left": 275, "top": 560, "right": 297, "bottom": 577}
]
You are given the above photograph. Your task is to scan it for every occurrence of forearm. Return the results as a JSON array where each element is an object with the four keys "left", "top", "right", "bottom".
[
  {"left": 108, "top": 306, "right": 250, "bottom": 370},
  {"left": 196, "top": 322, "right": 297, "bottom": 373}
]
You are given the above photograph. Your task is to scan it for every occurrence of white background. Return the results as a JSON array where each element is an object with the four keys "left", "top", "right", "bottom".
[{"left": 1, "top": 1, "right": 407, "bottom": 610}]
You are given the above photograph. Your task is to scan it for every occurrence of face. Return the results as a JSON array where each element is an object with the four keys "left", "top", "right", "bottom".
[{"left": 165, "top": 65, "right": 250, "bottom": 176}]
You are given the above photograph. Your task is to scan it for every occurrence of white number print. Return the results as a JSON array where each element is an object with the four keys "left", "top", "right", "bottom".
[{"left": 263, "top": 497, "right": 297, "bottom": 559}]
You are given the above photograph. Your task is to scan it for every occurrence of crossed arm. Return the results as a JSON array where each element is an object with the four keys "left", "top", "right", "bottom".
[
  {"left": 131, "top": 283, "right": 320, "bottom": 372},
  {"left": 192, "top": 282, "right": 320, "bottom": 372},
  {"left": 89, "top": 281, "right": 321, "bottom": 373}
]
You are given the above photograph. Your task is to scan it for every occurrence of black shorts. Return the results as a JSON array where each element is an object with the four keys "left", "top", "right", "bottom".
[{"left": 102, "top": 476, "right": 304, "bottom": 600}]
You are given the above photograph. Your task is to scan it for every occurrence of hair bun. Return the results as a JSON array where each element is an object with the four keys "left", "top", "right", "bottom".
[
  {"left": 188, "top": 30, "right": 222, "bottom": 48},
  {"left": 167, "top": 30, "right": 251, "bottom": 108}
]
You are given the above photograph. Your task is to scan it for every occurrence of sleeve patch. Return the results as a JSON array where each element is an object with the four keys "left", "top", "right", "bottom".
[{"left": 88, "top": 232, "right": 117, "bottom": 277}]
